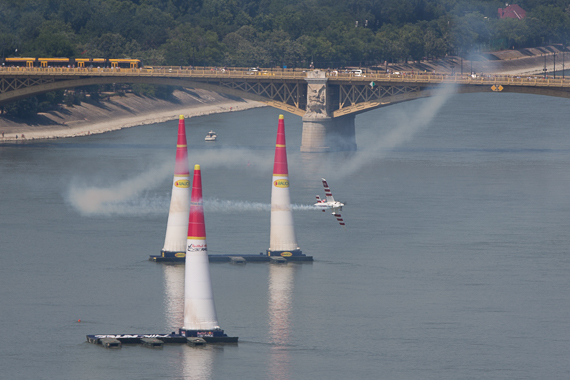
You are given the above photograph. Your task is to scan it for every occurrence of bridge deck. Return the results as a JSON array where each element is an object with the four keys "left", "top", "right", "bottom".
[
  {"left": 2, "top": 66, "right": 570, "bottom": 87},
  {"left": 3, "top": 66, "right": 570, "bottom": 152},
  {"left": 2, "top": 67, "right": 570, "bottom": 119}
]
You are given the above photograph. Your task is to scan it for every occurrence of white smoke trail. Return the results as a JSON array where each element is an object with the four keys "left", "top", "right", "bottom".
[
  {"left": 335, "top": 83, "right": 458, "bottom": 177},
  {"left": 67, "top": 162, "right": 173, "bottom": 216},
  {"left": 203, "top": 199, "right": 318, "bottom": 212},
  {"left": 66, "top": 146, "right": 274, "bottom": 216},
  {"left": 71, "top": 193, "right": 172, "bottom": 216},
  {"left": 68, "top": 181, "right": 318, "bottom": 217}
]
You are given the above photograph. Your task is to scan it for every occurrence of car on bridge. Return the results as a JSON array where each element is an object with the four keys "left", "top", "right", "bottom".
[{"left": 349, "top": 69, "right": 365, "bottom": 77}]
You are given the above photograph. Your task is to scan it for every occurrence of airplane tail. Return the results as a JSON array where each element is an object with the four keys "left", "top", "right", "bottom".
[
  {"left": 321, "top": 178, "right": 335, "bottom": 203},
  {"left": 315, "top": 195, "right": 326, "bottom": 211}
]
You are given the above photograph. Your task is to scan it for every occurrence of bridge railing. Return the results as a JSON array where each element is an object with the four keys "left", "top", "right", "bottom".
[
  {"left": 2, "top": 66, "right": 570, "bottom": 87},
  {"left": 0, "top": 66, "right": 309, "bottom": 79},
  {"left": 330, "top": 71, "right": 570, "bottom": 87}
]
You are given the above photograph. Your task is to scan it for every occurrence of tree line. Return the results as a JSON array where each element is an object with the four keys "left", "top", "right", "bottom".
[
  {"left": 2, "top": 0, "right": 570, "bottom": 117},
  {"left": 2, "top": 0, "right": 570, "bottom": 67}
]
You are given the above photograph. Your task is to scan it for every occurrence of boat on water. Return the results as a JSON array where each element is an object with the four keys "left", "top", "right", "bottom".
[{"left": 205, "top": 131, "right": 217, "bottom": 141}]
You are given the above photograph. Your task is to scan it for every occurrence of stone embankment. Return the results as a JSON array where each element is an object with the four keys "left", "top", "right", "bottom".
[
  {"left": 383, "top": 45, "right": 567, "bottom": 76},
  {"left": 0, "top": 89, "right": 264, "bottom": 142},
  {"left": 1, "top": 45, "right": 566, "bottom": 142}
]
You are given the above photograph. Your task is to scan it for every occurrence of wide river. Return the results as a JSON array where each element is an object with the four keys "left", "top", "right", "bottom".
[{"left": 2, "top": 91, "right": 570, "bottom": 379}]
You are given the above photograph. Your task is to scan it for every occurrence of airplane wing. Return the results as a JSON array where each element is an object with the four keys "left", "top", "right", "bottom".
[
  {"left": 333, "top": 211, "right": 346, "bottom": 228},
  {"left": 321, "top": 178, "right": 335, "bottom": 203},
  {"left": 320, "top": 178, "right": 345, "bottom": 228}
]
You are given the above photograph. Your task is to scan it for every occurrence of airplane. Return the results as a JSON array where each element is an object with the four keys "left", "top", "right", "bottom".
[{"left": 314, "top": 178, "right": 346, "bottom": 227}]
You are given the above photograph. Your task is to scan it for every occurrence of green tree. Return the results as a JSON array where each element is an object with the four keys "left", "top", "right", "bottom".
[
  {"left": 64, "top": 91, "right": 81, "bottom": 106},
  {"left": 423, "top": 27, "right": 447, "bottom": 60},
  {"left": 123, "top": 5, "right": 173, "bottom": 49},
  {"left": 37, "top": 91, "right": 65, "bottom": 112},
  {"left": 4, "top": 96, "right": 38, "bottom": 118},
  {"left": 132, "top": 83, "right": 175, "bottom": 100},
  {"left": 57, "top": 0, "right": 93, "bottom": 32},
  {"left": 450, "top": 12, "right": 490, "bottom": 55},
  {"left": 298, "top": 35, "right": 335, "bottom": 68},
  {"left": 0, "top": 32, "right": 16, "bottom": 59},
  {"left": 262, "top": 30, "right": 307, "bottom": 68},
  {"left": 25, "top": 20, "right": 77, "bottom": 57},
  {"left": 399, "top": 23, "right": 424, "bottom": 61},
  {"left": 1, "top": 0, "right": 568, "bottom": 80},
  {"left": 223, "top": 26, "right": 268, "bottom": 66},
  {"left": 138, "top": 49, "right": 167, "bottom": 66},
  {"left": 529, "top": 5, "right": 570, "bottom": 45},
  {"left": 491, "top": 18, "right": 532, "bottom": 49},
  {"left": 81, "top": 33, "right": 128, "bottom": 58},
  {"left": 82, "top": 0, "right": 126, "bottom": 37},
  {"left": 163, "top": 24, "right": 224, "bottom": 66},
  {"left": 199, "top": 0, "right": 241, "bottom": 36},
  {"left": 375, "top": 24, "right": 406, "bottom": 63}
]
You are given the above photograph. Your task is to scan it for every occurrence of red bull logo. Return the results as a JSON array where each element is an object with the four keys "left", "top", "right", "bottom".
[
  {"left": 188, "top": 243, "right": 207, "bottom": 252},
  {"left": 274, "top": 179, "right": 289, "bottom": 188},
  {"left": 281, "top": 252, "right": 293, "bottom": 257},
  {"left": 175, "top": 179, "right": 189, "bottom": 188},
  {"left": 175, "top": 252, "right": 186, "bottom": 258}
]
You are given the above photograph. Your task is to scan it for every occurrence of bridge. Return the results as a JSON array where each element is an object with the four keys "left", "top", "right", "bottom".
[{"left": 2, "top": 66, "right": 570, "bottom": 152}]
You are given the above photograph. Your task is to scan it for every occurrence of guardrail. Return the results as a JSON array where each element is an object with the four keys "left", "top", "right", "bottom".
[
  {"left": 0, "top": 66, "right": 309, "bottom": 79},
  {"left": 1, "top": 66, "right": 570, "bottom": 87},
  {"left": 342, "top": 72, "right": 570, "bottom": 87}
]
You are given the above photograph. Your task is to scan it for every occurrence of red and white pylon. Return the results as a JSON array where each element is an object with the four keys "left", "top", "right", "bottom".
[
  {"left": 268, "top": 115, "right": 302, "bottom": 257},
  {"left": 161, "top": 115, "right": 191, "bottom": 259},
  {"left": 183, "top": 164, "right": 219, "bottom": 331}
]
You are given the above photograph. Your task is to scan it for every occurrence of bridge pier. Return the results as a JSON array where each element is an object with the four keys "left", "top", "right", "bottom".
[
  {"left": 300, "top": 70, "right": 357, "bottom": 153},
  {"left": 301, "top": 115, "right": 356, "bottom": 152}
]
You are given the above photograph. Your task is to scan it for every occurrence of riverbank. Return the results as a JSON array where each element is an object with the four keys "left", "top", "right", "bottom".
[
  {"left": 385, "top": 45, "right": 567, "bottom": 76},
  {"left": 0, "top": 89, "right": 264, "bottom": 142},
  {"left": 1, "top": 45, "right": 565, "bottom": 143}
]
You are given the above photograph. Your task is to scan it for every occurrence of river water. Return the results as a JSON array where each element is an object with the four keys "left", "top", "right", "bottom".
[{"left": 1, "top": 92, "right": 570, "bottom": 379}]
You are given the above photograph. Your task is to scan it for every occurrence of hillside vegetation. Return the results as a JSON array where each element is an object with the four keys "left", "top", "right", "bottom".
[
  {"left": 1, "top": 0, "right": 570, "bottom": 69},
  {"left": 2, "top": 0, "right": 570, "bottom": 118}
]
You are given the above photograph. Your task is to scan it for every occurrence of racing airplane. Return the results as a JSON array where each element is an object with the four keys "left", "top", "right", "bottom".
[{"left": 314, "top": 178, "right": 346, "bottom": 228}]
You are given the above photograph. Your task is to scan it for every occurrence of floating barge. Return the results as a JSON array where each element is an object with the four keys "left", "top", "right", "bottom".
[
  {"left": 150, "top": 251, "right": 313, "bottom": 263},
  {"left": 87, "top": 329, "right": 237, "bottom": 348}
]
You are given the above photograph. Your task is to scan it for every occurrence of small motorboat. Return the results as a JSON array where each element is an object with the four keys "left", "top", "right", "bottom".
[{"left": 205, "top": 131, "right": 217, "bottom": 141}]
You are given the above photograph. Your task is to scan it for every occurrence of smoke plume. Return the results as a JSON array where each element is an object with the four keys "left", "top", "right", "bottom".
[{"left": 335, "top": 83, "right": 458, "bottom": 177}]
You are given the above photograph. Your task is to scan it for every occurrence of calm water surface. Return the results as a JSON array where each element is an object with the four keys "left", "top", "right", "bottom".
[{"left": 1, "top": 93, "right": 570, "bottom": 379}]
